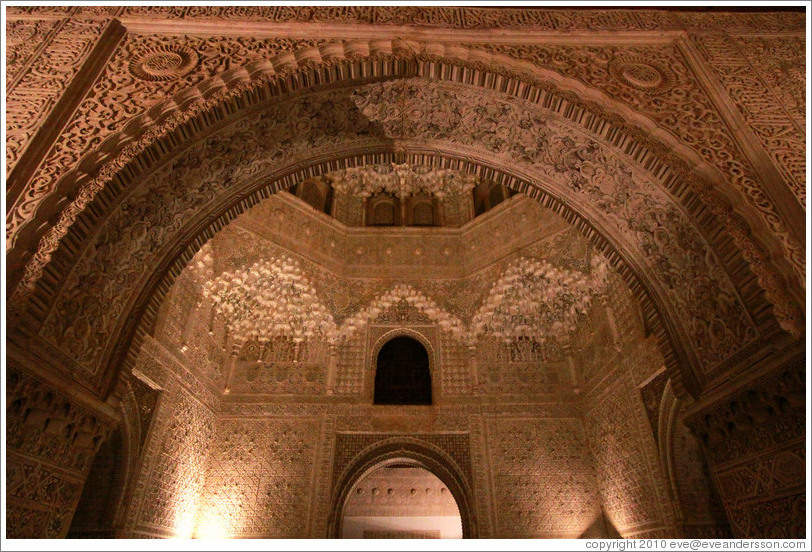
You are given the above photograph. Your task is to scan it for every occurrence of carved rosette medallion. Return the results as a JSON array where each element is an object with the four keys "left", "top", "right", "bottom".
[
  {"left": 128, "top": 45, "right": 199, "bottom": 81},
  {"left": 608, "top": 55, "right": 675, "bottom": 93}
]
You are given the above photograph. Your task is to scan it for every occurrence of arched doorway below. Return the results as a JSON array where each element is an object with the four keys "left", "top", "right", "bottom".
[{"left": 340, "top": 460, "right": 462, "bottom": 539}]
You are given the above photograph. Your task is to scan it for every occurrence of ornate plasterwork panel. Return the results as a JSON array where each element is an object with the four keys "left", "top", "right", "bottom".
[
  {"left": 148, "top": 183, "right": 640, "bottom": 402},
  {"left": 202, "top": 255, "right": 336, "bottom": 346},
  {"left": 484, "top": 417, "right": 601, "bottom": 537},
  {"left": 693, "top": 34, "right": 806, "bottom": 207},
  {"left": 7, "top": 33, "right": 799, "bottom": 346},
  {"left": 329, "top": 163, "right": 479, "bottom": 199},
  {"left": 194, "top": 417, "right": 320, "bottom": 538},
  {"left": 471, "top": 255, "right": 610, "bottom": 344},
  {"left": 467, "top": 42, "right": 804, "bottom": 277},
  {"left": 6, "top": 17, "right": 111, "bottom": 175},
  {"left": 440, "top": 331, "right": 472, "bottom": 396},
  {"left": 6, "top": 366, "right": 115, "bottom": 538},
  {"left": 341, "top": 285, "right": 465, "bottom": 342},
  {"left": 684, "top": 354, "right": 805, "bottom": 538},
  {"left": 351, "top": 79, "right": 759, "bottom": 367},
  {"left": 582, "top": 377, "right": 671, "bottom": 536},
  {"left": 36, "top": 77, "right": 756, "bottom": 391},
  {"left": 230, "top": 337, "right": 330, "bottom": 396},
  {"left": 475, "top": 337, "right": 567, "bottom": 397},
  {"left": 6, "top": 18, "right": 61, "bottom": 88},
  {"left": 123, "top": 344, "right": 217, "bottom": 538},
  {"left": 8, "top": 6, "right": 803, "bottom": 33},
  {"left": 6, "top": 33, "right": 321, "bottom": 246},
  {"left": 332, "top": 433, "right": 473, "bottom": 489}
]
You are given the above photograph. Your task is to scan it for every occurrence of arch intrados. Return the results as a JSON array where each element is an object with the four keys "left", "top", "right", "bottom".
[
  {"left": 9, "top": 37, "right": 790, "bottom": 301},
  {"left": 15, "top": 46, "right": 785, "bottom": 404},
  {"left": 9, "top": 48, "right": 788, "bottom": 388},
  {"left": 328, "top": 438, "right": 477, "bottom": 538},
  {"left": 100, "top": 147, "right": 695, "bottom": 402}
]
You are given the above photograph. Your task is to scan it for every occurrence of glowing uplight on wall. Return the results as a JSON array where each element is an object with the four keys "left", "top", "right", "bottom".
[
  {"left": 193, "top": 510, "right": 230, "bottom": 539},
  {"left": 191, "top": 478, "right": 248, "bottom": 539},
  {"left": 172, "top": 486, "right": 202, "bottom": 539}
]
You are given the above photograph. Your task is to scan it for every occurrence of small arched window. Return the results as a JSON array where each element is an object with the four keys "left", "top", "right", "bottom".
[
  {"left": 374, "top": 336, "right": 432, "bottom": 405},
  {"left": 291, "top": 179, "right": 333, "bottom": 214},
  {"left": 411, "top": 201, "right": 434, "bottom": 226},
  {"left": 371, "top": 199, "right": 397, "bottom": 226}
]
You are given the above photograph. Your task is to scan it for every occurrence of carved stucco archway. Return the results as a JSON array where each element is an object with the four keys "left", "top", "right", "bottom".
[
  {"left": 7, "top": 39, "right": 802, "bottom": 293},
  {"left": 327, "top": 437, "right": 478, "bottom": 538},
  {"left": 7, "top": 43, "right": 800, "bottom": 407}
]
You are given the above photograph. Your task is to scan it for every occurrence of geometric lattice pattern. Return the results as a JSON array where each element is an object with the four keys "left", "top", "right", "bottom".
[
  {"left": 194, "top": 418, "right": 320, "bottom": 538},
  {"left": 137, "top": 390, "right": 215, "bottom": 537},
  {"left": 485, "top": 417, "right": 601, "bottom": 537},
  {"left": 583, "top": 382, "right": 664, "bottom": 534}
]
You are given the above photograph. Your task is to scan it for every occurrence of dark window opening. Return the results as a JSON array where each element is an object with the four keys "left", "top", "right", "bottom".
[
  {"left": 372, "top": 201, "right": 396, "bottom": 226},
  {"left": 374, "top": 336, "right": 432, "bottom": 405},
  {"left": 471, "top": 181, "right": 518, "bottom": 217},
  {"left": 412, "top": 201, "right": 434, "bottom": 226},
  {"left": 290, "top": 180, "right": 333, "bottom": 215}
]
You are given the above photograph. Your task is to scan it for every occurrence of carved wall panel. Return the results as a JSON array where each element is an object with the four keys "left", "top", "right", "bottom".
[
  {"left": 470, "top": 41, "right": 804, "bottom": 282},
  {"left": 332, "top": 433, "right": 473, "bottom": 490},
  {"left": 334, "top": 333, "right": 366, "bottom": 396},
  {"left": 440, "top": 331, "right": 472, "bottom": 396},
  {"left": 230, "top": 337, "right": 330, "bottom": 396},
  {"left": 581, "top": 364, "right": 676, "bottom": 537},
  {"left": 572, "top": 280, "right": 657, "bottom": 390},
  {"left": 484, "top": 417, "right": 601, "bottom": 537},
  {"left": 686, "top": 353, "right": 806, "bottom": 538},
  {"left": 6, "top": 17, "right": 110, "bottom": 176},
  {"left": 6, "top": 366, "right": 114, "bottom": 538},
  {"left": 121, "top": 342, "right": 216, "bottom": 538},
  {"left": 7, "top": 6, "right": 802, "bottom": 33},
  {"left": 6, "top": 453, "right": 86, "bottom": 539},
  {"left": 7, "top": 33, "right": 321, "bottom": 246},
  {"left": 693, "top": 33, "right": 806, "bottom": 206},
  {"left": 6, "top": 18, "right": 61, "bottom": 89},
  {"left": 194, "top": 417, "right": 320, "bottom": 538},
  {"left": 475, "top": 337, "right": 566, "bottom": 396},
  {"left": 144, "top": 184, "right": 636, "bottom": 405}
]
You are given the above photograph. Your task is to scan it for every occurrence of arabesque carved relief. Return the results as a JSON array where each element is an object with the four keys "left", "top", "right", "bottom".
[
  {"left": 470, "top": 42, "right": 804, "bottom": 284},
  {"left": 36, "top": 78, "right": 757, "bottom": 391},
  {"left": 6, "top": 17, "right": 110, "bottom": 175},
  {"left": 5, "top": 7, "right": 805, "bottom": 541}
]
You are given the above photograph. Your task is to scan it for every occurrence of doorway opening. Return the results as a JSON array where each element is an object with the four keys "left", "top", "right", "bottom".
[{"left": 340, "top": 460, "right": 462, "bottom": 539}]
